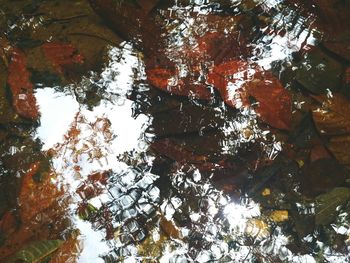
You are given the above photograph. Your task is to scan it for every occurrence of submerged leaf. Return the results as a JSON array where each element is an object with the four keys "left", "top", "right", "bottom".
[
  {"left": 315, "top": 187, "right": 350, "bottom": 225},
  {"left": 269, "top": 210, "right": 289, "bottom": 222},
  {"left": 42, "top": 42, "right": 84, "bottom": 77},
  {"left": 7, "top": 48, "right": 39, "bottom": 120},
  {"left": 312, "top": 94, "right": 350, "bottom": 167},
  {"left": 208, "top": 60, "right": 292, "bottom": 130},
  {"left": 8, "top": 239, "right": 63, "bottom": 263},
  {"left": 295, "top": 48, "right": 342, "bottom": 94},
  {"left": 49, "top": 233, "right": 82, "bottom": 263},
  {"left": 146, "top": 67, "right": 211, "bottom": 99},
  {"left": 312, "top": 94, "right": 350, "bottom": 136},
  {"left": 243, "top": 72, "right": 292, "bottom": 130}
]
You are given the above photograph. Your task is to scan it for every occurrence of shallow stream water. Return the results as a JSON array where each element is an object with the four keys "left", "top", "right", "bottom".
[{"left": 1, "top": 0, "right": 350, "bottom": 262}]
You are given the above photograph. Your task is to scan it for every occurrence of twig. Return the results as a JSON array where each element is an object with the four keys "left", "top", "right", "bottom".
[{"left": 68, "top": 32, "right": 121, "bottom": 47}]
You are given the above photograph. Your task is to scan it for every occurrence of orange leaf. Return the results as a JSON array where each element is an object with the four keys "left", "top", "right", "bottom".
[{"left": 7, "top": 48, "right": 39, "bottom": 120}]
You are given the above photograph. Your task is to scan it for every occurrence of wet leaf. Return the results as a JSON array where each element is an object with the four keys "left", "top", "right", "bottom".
[
  {"left": 159, "top": 216, "right": 181, "bottom": 240},
  {"left": 42, "top": 42, "right": 84, "bottom": 77},
  {"left": 324, "top": 34, "right": 350, "bottom": 62},
  {"left": 243, "top": 72, "right": 292, "bottom": 130},
  {"left": 8, "top": 239, "right": 63, "bottom": 263},
  {"left": 315, "top": 187, "right": 350, "bottom": 226},
  {"left": 150, "top": 138, "right": 219, "bottom": 173},
  {"left": 207, "top": 60, "right": 249, "bottom": 108},
  {"left": 245, "top": 219, "right": 269, "bottom": 239},
  {"left": 295, "top": 48, "right": 343, "bottom": 94},
  {"left": 299, "top": 158, "right": 350, "bottom": 197},
  {"left": 208, "top": 60, "right": 292, "bottom": 130},
  {"left": 269, "top": 210, "right": 289, "bottom": 222},
  {"left": 7, "top": 48, "right": 39, "bottom": 120},
  {"left": 312, "top": 93, "right": 350, "bottom": 167},
  {"left": 49, "top": 233, "right": 82, "bottom": 263},
  {"left": 19, "top": 162, "right": 63, "bottom": 223},
  {"left": 312, "top": 94, "right": 350, "bottom": 136},
  {"left": 146, "top": 67, "right": 211, "bottom": 100}
]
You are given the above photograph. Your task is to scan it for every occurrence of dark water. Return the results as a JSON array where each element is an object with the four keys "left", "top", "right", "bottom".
[{"left": 0, "top": 0, "right": 350, "bottom": 262}]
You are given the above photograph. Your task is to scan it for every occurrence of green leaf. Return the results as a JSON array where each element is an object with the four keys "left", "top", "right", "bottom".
[
  {"left": 315, "top": 187, "right": 350, "bottom": 225},
  {"left": 8, "top": 239, "right": 63, "bottom": 263}
]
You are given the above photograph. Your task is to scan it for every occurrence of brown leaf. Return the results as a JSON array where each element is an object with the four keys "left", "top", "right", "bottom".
[
  {"left": 42, "top": 42, "right": 84, "bottom": 77},
  {"left": 146, "top": 67, "right": 211, "bottom": 100},
  {"left": 208, "top": 60, "right": 292, "bottom": 130},
  {"left": 159, "top": 216, "right": 181, "bottom": 240},
  {"left": 19, "top": 162, "right": 63, "bottom": 223},
  {"left": 312, "top": 94, "right": 350, "bottom": 136},
  {"left": 49, "top": 233, "right": 82, "bottom": 263},
  {"left": 312, "top": 93, "right": 350, "bottom": 167},
  {"left": 7, "top": 48, "right": 39, "bottom": 120}
]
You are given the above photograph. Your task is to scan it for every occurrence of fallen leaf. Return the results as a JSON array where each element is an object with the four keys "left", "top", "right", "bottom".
[
  {"left": 208, "top": 61, "right": 292, "bottom": 130},
  {"left": 315, "top": 187, "right": 350, "bottom": 225},
  {"left": 295, "top": 48, "right": 343, "bottom": 94},
  {"left": 245, "top": 218, "right": 270, "bottom": 239},
  {"left": 312, "top": 93, "right": 350, "bottom": 167},
  {"left": 7, "top": 239, "right": 63, "bottom": 263},
  {"left": 49, "top": 232, "right": 82, "bottom": 263},
  {"left": 19, "top": 162, "right": 63, "bottom": 223},
  {"left": 312, "top": 94, "right": 350, "bottom": 136},
  {"left": 159, "top": 216, "right": 181, "bottom": 240},
  {"left": 7, "top": 48, "right": 39, "bottom": 120},
  {"left": 42, "top": 42, "right": 84, "bottom": 77},
  {"left": 243, "top": 72, "right": 292, "bottom": 130},
  {"left": 269, "top": 210, "right": 289, "bottom": 222},
  {"left": 207, "top": 60, "right": 250, "bottom": 108},
  {"left": 146, "top": 68, "right": 211, "bottom": 99},
  {"left": 150, "top": 138, "right": 219, "bottom": 173}
]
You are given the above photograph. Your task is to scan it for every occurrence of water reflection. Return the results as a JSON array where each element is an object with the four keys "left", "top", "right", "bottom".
[{"left": 1, "top": 0, "right": 350, "bottom": 262}]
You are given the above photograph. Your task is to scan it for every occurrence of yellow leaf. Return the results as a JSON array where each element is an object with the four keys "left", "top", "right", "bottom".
[{"left": 270, "top": 210, "right": 288, "bottom": 222}]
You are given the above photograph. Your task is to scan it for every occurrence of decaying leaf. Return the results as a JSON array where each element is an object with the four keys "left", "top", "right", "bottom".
[
  {"left": 269, "top": 210, "right": 289, "bottom": 222},
  {"left": 42, "top": 42, "right": 84, "bottom": 77},
  {"left": 19, "top": 162, "right": 63, "bottom": 223},
  {"left": 295, "top": 48, "right": 343, "bottom": 94},
  {"left": 243, "top": 72, "right": 292, "bottom": 130},
  {"left": 146, "top": 67, "right": 212, "bottom": 99},
  {"left": 312, "top": 93, "right": 350, "bottom": 167},
  {"left": 49, "top": 232, "right": 82, "bottom": 263},
  {"left": 159, "top": 216, "right": 181, "bottom": 240},
  {"left": 208, "top": 60, "right": 292, "bottom": 130},
  {"left": 315, "top": 187, "right": 350, "bottom": 225},
  {"left": 245, "top": 218, "right": 270, "bottom": 239},
  {"left": 8, "top": 239, "right": 63, "bottom": 263},
  {"left": 312, "top": 94, "right": 350, "bottom": 136},
  {"left": 7, "top": 48, "right": 39, "bottom": 120}
]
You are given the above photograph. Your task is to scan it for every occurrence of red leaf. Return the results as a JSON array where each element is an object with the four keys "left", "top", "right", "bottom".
[
  {"left": 42, "top": 42, "right": 84, "bottom": 75},
  {"left": 243, "top": 72, "right": 292, "bottom": 130},
  {"left": 207, "top": 60, "right": 251, "bottom": 107},
  {"left": 146, "top": 68, "right": 211, "bottom": 100},
  {"left": 7, "top": 48, "right": 39, "bottom": 120}
]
